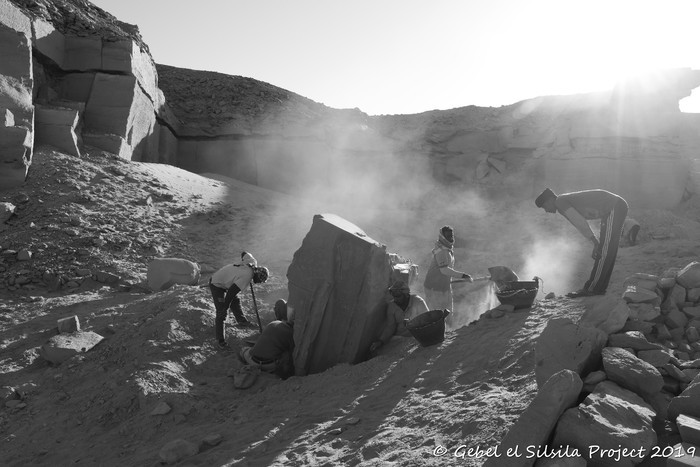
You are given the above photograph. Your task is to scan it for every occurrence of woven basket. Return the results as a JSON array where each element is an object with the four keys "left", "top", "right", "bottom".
[
  {"left": 406, "top": 309, "right": 450, "bottom": 347},
  {"left": 495, "top": 279, "right": 540, "bottom": 309}
]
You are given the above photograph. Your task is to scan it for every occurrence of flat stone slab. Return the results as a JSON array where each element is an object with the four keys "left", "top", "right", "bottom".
[{"left": 39, "top": 331, "right": 104, "bottom": 364}]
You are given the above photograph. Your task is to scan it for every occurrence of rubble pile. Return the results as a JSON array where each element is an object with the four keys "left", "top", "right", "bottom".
[{"left": 489, "top": 261, "right": 700, "bottom": 465}]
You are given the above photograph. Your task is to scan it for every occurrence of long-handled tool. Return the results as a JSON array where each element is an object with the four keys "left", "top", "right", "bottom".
[
  {"left": 451, "top": 266, "right": 519, "bottom": 284},
  {"left": 249, "top": 282, "right": 263, "bottom": 334}
]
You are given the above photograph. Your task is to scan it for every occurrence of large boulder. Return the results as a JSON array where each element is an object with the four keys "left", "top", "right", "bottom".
[
  {"left": 552, "top": 380, "right": 657, "bottom": 466},
  {"left": 83, "top": 73, "right": 156, "bottom": 160},
  {"left": 287, "top": 214, "right": 394, "bottom": 376},
  {"left": 484, "top": 369, "right": 582, "bottom": 467},
  {"left": 534, "top": 318, "right": 608, "bottom": 387},
  {"left": 147, "top": 258, "right": 201, "bottom": 291},
  {"left": 602, "top": 347, "right": 664, "bottom": 399},
  {"left": 579, "top": 297, "right": 629, "bottom": 334}
]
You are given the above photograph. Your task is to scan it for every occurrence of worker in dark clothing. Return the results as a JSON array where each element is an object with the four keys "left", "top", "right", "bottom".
[
  {"left": 239, "top": 299, "right": 294, "bottom": 378},
  {"left": 369, "top": 280, "right": 429, "bottom": 354},
  {"left": 209, "top": 251, "right": 269, "bottom": 350},
  {"left": 535, "top": 188, "right": 628, "bottom": 297},
  {"left": 621, "top": 217, "right": 641, "bottom": 246}
]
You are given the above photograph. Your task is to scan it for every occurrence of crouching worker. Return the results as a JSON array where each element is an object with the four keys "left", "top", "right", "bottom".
[
  {"left": 621, "top": 217, "right": 641, "bottom": 246},
  {"left": 209, "top": 251, "right": 269, "bottom": 350},
  {"left": 369, "top": 280, "right": 429, "bottom": 355},
  {"left": 239, "top": 299, "right": 295, "bottom": 379}
]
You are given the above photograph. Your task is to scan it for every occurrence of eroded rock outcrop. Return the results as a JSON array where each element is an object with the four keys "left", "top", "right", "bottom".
[{"left": 0, "top": 0, "right": 176, "bottom": 189}]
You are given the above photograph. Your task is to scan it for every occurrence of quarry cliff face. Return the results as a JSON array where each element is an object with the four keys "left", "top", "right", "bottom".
[{"left": 2, "top": 0, "right": 700, "bottom": 209}]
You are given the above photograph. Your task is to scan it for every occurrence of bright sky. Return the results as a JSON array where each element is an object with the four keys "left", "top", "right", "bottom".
[{"left": 89, "top": 0, "right": 700, "bottom": 115}]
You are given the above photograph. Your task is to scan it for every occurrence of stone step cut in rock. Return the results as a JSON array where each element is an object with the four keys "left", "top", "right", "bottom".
[
  {"left": 552, "top": 380, "right": 657, "bottom": 467},
  {"left": 287, "top": 214, "right": 394, "bottom": 376}
]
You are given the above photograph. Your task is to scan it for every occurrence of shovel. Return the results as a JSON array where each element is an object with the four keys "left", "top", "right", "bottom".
[{"left": 452, "top": 266, "right": 519, "bottom": 284}]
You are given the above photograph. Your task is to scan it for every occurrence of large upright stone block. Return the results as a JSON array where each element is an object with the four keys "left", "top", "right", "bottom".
[
  {"left": 0, "top": 14, "right": 33, "bottom": 190},
  {"left": 63, "top": 35, "right": 101, "bottom": 70},
  {"left": 287, "top": 214, "right": 393, "bottom": 375},
  {"left": 34, "top": 105, "right": 81, "bottom": 156},
  {"left": 102, "top": 39, "right": 158, "bottom": 103},
  {"left": 83, "top": 73, "right": 156, "bottom": 160},
  {"left": 33, "top": 17, "right": 65, "bottom": 68}
]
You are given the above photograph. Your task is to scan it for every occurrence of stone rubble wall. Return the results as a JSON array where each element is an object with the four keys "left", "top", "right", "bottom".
[{"left": 489, "top": 262, "right": 700, "bottom": 465}]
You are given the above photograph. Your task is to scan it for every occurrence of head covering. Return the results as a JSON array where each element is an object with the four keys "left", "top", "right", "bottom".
[
  {"left": 438, "top": 225, "right": 454, "bottom": 248},
  {"left": 240, "top": 251, "right": 257, "bottom": 267},
  {"left": 535, "top": 188, "right": 556, "bottom": 208},
  {"left": 274, "top": 299, "right": 288, "bottom": 321},
  {"left": 388, "top": 280, "right": 410, "bottom": 295}
]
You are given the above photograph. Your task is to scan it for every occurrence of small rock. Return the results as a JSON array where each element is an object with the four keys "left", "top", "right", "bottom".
[
  {"left": 1, "top": 386, "right": 19, "bottom": 402},
  {"left": 150, "top": 401, "right": 172, "bottom": 416},
  {"left": 158, "top": 439, "right": 199, "bottom": 465},
  {"left": 201, "top": 434, "right": 223, "bottom": 446}
]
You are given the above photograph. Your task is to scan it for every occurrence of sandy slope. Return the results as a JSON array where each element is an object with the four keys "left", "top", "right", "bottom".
[{"left": 1, "top": 147, "right": 700, "bottom": 466}]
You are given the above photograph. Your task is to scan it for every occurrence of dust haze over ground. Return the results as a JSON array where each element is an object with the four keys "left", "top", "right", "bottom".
[{"left": 2, "top": 146, "right": 700, "bottom": 466}]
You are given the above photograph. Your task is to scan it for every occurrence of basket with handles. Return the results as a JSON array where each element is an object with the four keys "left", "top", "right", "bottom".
[{"left": 405, "top": 309, "right": 450, "bottom": 346}]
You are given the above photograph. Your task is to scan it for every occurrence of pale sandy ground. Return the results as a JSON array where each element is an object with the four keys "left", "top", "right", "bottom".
[{"left": 1, "top": 147, "right": 699, "bottom": 466}]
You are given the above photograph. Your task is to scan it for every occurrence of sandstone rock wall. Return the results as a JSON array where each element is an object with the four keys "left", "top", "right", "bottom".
[
  {"left": 0, "top": 0, "right": 176, "bottom": 191},
  {"left": 0, "top": 0, "right": 33, "bottom": 189},
  {"left": 2, "top": 0, "right": 700, "bottom": 212}
]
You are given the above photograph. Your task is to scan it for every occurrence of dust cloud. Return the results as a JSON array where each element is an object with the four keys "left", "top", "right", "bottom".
[{"left": 244, "top": 115, "right": 586, "bottom": 326}]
